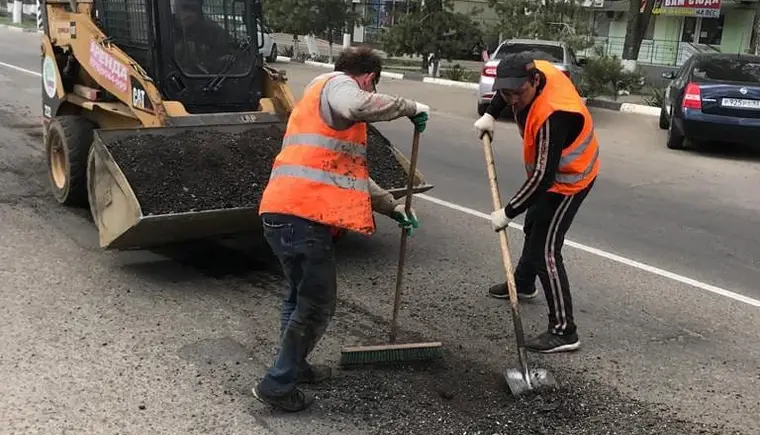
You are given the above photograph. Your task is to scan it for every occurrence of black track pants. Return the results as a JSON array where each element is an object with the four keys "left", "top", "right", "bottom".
[{"left": 513, "top": 179, "right": 595, "bottom": 336}]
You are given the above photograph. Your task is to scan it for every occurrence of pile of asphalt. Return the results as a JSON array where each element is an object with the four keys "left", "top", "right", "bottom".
[{"left": 309, "top": 354, "right": 730, "bottom": 434}]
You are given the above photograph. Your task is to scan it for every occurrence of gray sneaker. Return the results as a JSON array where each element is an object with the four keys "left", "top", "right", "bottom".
[
  {"left": 252, "top": 385, "right": 314, "bottom": 412},
  {"left": 524, "top": 331, "right": 580, "bottom": 353},
  {"left": 488, "top": 282, "right": 539, "bottom": 300}
]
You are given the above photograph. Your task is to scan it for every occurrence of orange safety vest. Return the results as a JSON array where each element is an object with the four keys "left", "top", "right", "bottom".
[
  {"left": 258, "top": 74, "right": 375, "bottom": 235},
  {"left": 523, "top": 60, "right": 600, "bottom": 195}
]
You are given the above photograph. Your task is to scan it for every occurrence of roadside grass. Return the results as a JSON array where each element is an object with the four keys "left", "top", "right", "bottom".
[{"left": 0, "top": 13, "right": 38, "bottom": 29}]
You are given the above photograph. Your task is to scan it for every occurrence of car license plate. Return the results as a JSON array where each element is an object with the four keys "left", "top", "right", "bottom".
[{"left": 721, "top": 98, "right": 760, "bottom": 109}]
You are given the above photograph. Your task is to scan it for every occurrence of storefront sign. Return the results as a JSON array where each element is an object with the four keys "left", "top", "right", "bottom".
[{"left": 647, "top": 0, "right": 721, "bottom": 18}]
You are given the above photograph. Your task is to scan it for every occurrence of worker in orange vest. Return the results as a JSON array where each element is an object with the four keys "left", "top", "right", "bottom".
[
  {"left": 473, "top": 51, "right": 599, "bottom": 354},
  {"left": 253, "top": 46, "right": 429, "bottom": 412}
]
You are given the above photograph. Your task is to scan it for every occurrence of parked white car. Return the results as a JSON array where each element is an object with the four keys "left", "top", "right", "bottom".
[
  {"left": 256, "top": 20, "right": 278, "bottom": 63},
  {"left": 477, "top": 39, "right": 584, "bottom": 116}
]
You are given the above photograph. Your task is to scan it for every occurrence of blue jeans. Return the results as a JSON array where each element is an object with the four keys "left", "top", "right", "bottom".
[{"left": 257, "top": 213, "right": 337, "bottom": 396}]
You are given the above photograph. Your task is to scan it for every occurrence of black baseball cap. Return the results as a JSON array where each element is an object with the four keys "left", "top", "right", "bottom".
[{"left": 492, "top": 51, "right": 537, "bottom": 91}]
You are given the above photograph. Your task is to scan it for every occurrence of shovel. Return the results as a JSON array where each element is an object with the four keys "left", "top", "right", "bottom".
[{"left": 480, "top": 133, "right": 557, "bottom": 396}]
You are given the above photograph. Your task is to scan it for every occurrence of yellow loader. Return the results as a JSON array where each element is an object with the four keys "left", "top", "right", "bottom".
[{"left": 39, "top": 0, "right": 433, "bottom": 250}]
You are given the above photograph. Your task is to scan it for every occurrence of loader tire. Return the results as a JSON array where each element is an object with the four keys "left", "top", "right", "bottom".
[{"left": 46, "top": 115, "right": 96, "bottom": 207}]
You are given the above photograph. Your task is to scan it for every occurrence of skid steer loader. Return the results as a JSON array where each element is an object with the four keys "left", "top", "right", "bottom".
[{"left": 39, "top": 0, "right": 433, "bottom": 250}]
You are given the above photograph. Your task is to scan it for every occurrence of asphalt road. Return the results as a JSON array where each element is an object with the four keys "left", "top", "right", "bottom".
[{"left": 1, "top": 30, "right": 759, "bottom": 435}]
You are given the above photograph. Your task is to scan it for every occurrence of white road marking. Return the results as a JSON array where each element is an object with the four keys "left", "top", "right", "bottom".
[
  {"left": 0, "top": 61, "right": 40, "bottom": 77},
  {"left": 418, "top": 194, "right": 760, "bottom": 308},
  {"left": 2, "top": 60, "right": 758, "bottom": 309}
]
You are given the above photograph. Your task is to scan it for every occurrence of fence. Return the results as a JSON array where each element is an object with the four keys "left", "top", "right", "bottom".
[{"left": 578, "top": 36, "right": 720, "bottom": 67}]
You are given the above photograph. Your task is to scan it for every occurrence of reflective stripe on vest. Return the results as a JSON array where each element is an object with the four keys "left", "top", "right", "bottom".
[
  {"left": 281, "top": 133, "right": 367, "bottom": 159},
  {"left": 525, "top": 124, "right": 597, "bottom": 184},
  {"left": 269, "top": 164, "right": 365, "bottom": 190}
]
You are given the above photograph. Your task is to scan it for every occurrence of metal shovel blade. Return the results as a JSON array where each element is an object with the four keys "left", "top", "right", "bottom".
[{"left": 504, "top": 366, "right": 557, "bottom": 396}]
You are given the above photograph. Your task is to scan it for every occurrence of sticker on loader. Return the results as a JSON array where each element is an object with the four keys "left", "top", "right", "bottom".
[
  {"left": 130, "top": 77, "right": 153, "bottom": 113},
  {"left": 42, "top": 56, "right": 57, "bottom": 99},
  {"left": 88, "top": 40, "right": 128, "bottom": 92}
]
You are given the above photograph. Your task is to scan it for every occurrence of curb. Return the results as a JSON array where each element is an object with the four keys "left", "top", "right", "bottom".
[
  {"left": 0, "top": 24, "right": 40, "bottom": 33},
  {"left": 273, "top": 56, "right": 423, "bottom": 81},
  {"left": 584, "top": 98, "right": 660, "bottom": 117},
  {"left": 421, "top": 77, "right": 479, "bottom": 90}
]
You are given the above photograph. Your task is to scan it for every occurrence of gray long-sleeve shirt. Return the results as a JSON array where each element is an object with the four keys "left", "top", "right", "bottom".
[{"left": 309, "top": 72, "right": 419, "bottom": 217}]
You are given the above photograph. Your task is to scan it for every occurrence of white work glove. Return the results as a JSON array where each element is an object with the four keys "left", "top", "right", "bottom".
[
  {"left": 392, "top": 204, "right": 420, "bottom": 236},
  {"left": 414, "top": 102, "right": 430, "bottom": 115},
  {"left": 474, "top": 113, "right": 495, "bottom": 140},
  {"left": 490, "top": 208, "right": 510, "bottom": 232},
  {"left": 410, "top": 102, "right": 429, "bottom": 133}
]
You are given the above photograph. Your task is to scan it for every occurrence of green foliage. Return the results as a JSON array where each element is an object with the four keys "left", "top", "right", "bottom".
[
  {"left": 262, "top": 0, "right": 360, "bottom": 40},
  {"left": 441, "top": 64, "right": 480, "bottom": 82},
  {"left": 261, "top": 0, "right": 312, "bottom": 36},
  {"left": 485, "top": 0, "right": 594, "bottom": 52},
  {"left": 579, "top": 53, "right": 645, "bottom": 100},
  {"left": 644, "top": 87, "right": 665, "bottom": 107},
  {"left": 380, "top": 0, "right": 483, "bottom": 66}
]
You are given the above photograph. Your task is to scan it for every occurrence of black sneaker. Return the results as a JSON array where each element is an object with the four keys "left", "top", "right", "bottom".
[
  {"left": 252, "top": 385, "right": 314, "bottom": 412},
  {"left": 524, "top": 331, "right": 580, "bottom": 353},
  {"left": 298, "top": 364, "right": 332, "bottom": 385},
  {"left": 488, "top": 282, "right": 539, "bottom": 300}
]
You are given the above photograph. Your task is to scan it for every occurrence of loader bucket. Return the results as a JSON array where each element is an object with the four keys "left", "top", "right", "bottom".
[
  {"left": 87, "top": 121, "right": 434, "bottom": 251},
  {"left": 366, "top": 124, "right": 434, "bottom": 200}
]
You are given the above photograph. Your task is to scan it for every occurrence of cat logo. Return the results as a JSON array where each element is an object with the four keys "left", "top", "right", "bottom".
[{"left": 239, "top": 114, "right": 257, "bottom": 123}]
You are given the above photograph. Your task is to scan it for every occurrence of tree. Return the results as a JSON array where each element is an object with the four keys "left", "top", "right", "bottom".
[
  {"left": 312, "top": 0, "right": 362, "bottom": 61},
  {"left": 381, "top": 0, "right": 483, "bottom": 77},
  {"left": 621, "top": 0, "right": 656, "bottom": 71},
  {"left": 485, "top": 0, "right": 595, "bottom": 53}
]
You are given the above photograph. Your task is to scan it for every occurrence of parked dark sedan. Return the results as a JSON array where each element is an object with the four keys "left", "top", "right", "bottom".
[{"left": 659, "top": 53, "right": 760, "bottom": 150}]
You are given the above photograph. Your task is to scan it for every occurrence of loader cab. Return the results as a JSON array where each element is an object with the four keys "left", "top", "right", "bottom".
[{"left": 93, "top": 0, "right": 265, "bottom": 114}]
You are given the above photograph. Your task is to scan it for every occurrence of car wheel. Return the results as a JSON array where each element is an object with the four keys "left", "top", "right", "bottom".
[
  {"left": 477, "top": 102, "right": 487, "bottom": 116},
  {"left": 658, "top": 106, "right": 669, "bottom": 129},
  {"left": 666, "top": 116, "right": 685, "bottom": 150},
  {"left": 267, "top": 43, "right": 278, "bottom": 63}
]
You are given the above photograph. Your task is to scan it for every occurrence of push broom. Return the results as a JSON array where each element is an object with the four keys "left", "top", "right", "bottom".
[{"left": 339, "top": 128, "right": 443, "bottom": 366}]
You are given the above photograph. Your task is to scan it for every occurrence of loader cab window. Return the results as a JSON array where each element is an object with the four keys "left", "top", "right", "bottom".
[{"left": 171, "top": 0, "right": 254, "bottom": 77}]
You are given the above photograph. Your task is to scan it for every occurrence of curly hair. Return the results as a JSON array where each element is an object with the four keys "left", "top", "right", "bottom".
[{"left": 334, "top": 46, "right": 383, "bottom": 84}]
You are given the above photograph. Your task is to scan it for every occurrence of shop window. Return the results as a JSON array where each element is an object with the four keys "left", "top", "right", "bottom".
[
  {"left": 680, "top": 15, "right": 724, "bottom": 46},
  {"left": 593, "top": 11, "right": 611, "bottom": 37},
  {"left": 682, "top": 17, "right": 697, "bottom": 42},
  {"left": 362, "top": 0, "right": 410, "bottom": 43},
  {"left": 698, "top": 15, "right": 724, "bottom": 45}
]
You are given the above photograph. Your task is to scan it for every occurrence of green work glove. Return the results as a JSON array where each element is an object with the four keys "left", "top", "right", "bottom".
[
  {"left": 392, "top": 204, "right": 420, "bottom": 236},
  {"left": 409, "top": 102, "right": 430, "bottom": 133}
]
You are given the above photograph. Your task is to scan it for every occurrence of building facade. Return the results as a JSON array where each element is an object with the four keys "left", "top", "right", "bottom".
[{"left": 580, "top": 0, "right": 758, "bottom": 66}]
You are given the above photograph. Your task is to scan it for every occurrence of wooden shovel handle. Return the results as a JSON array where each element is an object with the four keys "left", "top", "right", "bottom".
[{"left": 481, "top": 134, "right": 520, "bottom": 313}]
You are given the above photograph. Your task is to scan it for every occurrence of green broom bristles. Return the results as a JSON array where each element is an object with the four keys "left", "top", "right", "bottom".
[{"left": 339, "top": 342, "right": 443, "bottom": 366}]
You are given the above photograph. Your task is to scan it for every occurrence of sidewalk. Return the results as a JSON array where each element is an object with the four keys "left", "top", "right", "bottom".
[{"left": 271, "top": 33, "right": 482, "bottom": 71}]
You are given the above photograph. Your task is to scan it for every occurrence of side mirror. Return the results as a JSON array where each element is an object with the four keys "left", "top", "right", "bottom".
[
  {"left": 576, "top": 57, "right": 587, "bottom": 66},
  {"left": 662, "top": 71, "right": 676, "bottom": 79},
  {"left": 481, "top": 50, "right": 489, "bottom": 62}
]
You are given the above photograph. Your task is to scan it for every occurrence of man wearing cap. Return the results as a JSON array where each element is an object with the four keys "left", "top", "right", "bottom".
[{"left": 473, "top": 51, "right": 599, "bottom": 354}]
